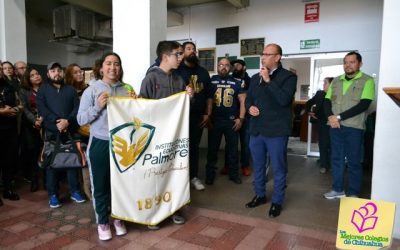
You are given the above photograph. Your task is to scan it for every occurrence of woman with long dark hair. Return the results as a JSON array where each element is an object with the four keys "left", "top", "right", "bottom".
[
  {"left": 20, "top": 68, "right": 44, "bottom": 191},
  {"left": 0, "top": 75, "right": 23, "bottom": 201},
  {"left": 1, "top": 61, "right": 20, "bottom": 92}
]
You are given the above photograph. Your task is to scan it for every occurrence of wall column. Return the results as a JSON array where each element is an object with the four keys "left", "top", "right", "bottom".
[
  {"left": 112, "top": 0, "right": 167, "bottom": 92},
  {"left": 0, "top": 0, "right": 27, "bottom": 63},
  {"left": 372, "top": 0, "right": 400, "bottom": 239}
]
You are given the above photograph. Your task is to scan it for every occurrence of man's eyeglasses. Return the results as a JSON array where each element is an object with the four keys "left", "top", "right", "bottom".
[
  {"left": 261, "top": 53, "right": 278, "bottom": 57},
  {"left": 169, "top": 52, "right": 184, "bottom": 58}
]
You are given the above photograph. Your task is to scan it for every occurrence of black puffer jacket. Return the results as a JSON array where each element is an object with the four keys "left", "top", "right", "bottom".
[{"left": 0, "top": 78, "right": 20, "bottom": 130}]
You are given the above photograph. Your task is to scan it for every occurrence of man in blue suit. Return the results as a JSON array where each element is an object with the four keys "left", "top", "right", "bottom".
[{"left": 245, "top": 44, "right": 297, "bottom": 218}]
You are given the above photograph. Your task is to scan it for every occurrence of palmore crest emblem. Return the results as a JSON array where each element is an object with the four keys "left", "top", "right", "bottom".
[{"left": 110, "top": 117, "right": 155, "bottom": 173}]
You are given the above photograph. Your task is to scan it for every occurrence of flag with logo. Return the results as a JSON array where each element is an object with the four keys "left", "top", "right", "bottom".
[{"left": 107, "top": 92, "right": 190, "bottom": 225}]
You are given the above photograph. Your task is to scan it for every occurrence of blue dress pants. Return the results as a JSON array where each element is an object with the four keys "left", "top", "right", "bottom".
[{"left": 249, "top": 135, "right": 288, "bottom": 205}]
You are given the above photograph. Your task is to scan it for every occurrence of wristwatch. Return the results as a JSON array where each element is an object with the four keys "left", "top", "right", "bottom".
[{"left": 336, "top": 115, "right": 341, "bottom": 121}]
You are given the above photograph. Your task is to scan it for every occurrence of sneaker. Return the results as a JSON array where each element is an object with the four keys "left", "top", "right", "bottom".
[
  {"left": 220, "top": 166, "right": 229, "bottom": 175},
  {"left": 98, "top": 224, "right": 112, "bottom": 241},
  {"left": 324, "top": 190, "right": 346, "bottom": 199},
  {"left": 49, "top": 195, "right": 61, "bottom": 208},
  {"left": 113, "top": 219, "right": 127, "bottom": 236},
  {"left": 171, "top": 213, "right": 185, "bottom": 225},
  {"left": 147, "top": 225, "right": 160, "bottom": 230},
  {"left": 70, "top": 191, "right": 86, "bottom": 203},
  {"left": 319, "top": 167, "right": 327, "bottom": 174},
  {"left": 190, "top": 177, "right": 205, "bottom": 191},
  {"left": 242, "top": 166, "right": 251, "bottom": 176}
]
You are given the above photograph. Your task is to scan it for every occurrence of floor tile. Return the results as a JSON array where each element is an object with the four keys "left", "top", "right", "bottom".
[
  {"left": 4, "top": 221, "right": 32, "bottom": 233},
  {"left": 153, "top": 237, "right": 185, "bottom": 249},
  {"left": 199, "top": 226, "right": 227, "bottom": 238},
  {"left": 61, "top": 239, "right": 96, "bottom": 250},
  {"left": 0, "top": 151, "right": 398, "bottom": 249}
]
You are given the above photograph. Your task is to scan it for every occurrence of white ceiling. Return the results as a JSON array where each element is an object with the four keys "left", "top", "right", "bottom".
[{"left": 26, "top": 0, "right": 223, "bottom": 22}]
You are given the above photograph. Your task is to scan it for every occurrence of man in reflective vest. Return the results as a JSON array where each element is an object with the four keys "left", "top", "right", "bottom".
[{"left": 323, "top": 51, "right": 375, "bottom": 199}]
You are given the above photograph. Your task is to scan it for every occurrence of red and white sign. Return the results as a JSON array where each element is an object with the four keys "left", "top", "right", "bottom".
[{"left": 305, "top": 2, "right": 320, "bottom": 23}]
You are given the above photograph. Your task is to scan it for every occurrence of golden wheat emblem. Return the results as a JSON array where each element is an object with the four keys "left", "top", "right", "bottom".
[{"left": 110, "top": 117, "right": 155, "bottom": 172}]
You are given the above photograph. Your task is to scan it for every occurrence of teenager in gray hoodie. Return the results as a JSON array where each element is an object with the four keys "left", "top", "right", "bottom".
[
  {"left": 77, "top": 52, "right": 135, "bottom": 241},
  {"left": 140, "top": 41, "right": 187, "bottom": 99},
  {"left": 140, "top": 41, "right": 193, "bottom": 230}
]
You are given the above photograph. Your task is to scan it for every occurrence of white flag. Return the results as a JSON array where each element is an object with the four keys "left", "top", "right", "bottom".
[{"left": 107, "top": 93, "right": 190, "bottom": 225}]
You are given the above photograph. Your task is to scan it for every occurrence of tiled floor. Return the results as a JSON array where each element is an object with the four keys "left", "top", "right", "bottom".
[
  {"left": 0, "top": 190, "right": 338, "bottom": 250},
  {"left": 1, "top": 149, "right": 399, "bottom": 249}
]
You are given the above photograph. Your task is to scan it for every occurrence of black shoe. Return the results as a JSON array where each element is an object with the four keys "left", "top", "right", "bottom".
[
  {"left": 229, "top": 177, "right": 242, "bottom": 184},
  {"left": 268, "top": 203, "right": 282, "bottom": 218},
  {"left": 245, "top": 196, "right": 267, "bottom": 208},
  {"left": 3, "top": 190, "right": 20, "bottom": 201},
  {"left": 0, "top": 198, "right": 3, "bottom": 206}
]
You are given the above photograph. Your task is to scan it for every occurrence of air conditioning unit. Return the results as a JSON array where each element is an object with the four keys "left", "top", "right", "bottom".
[
  {"left": 227, "top": 0, "right": 249, "bottom": 9},
  {"left": 95, "top": 19, "right": 112, "bottom": 39},
  {"left": 168, "top": 11, "right": 183, "bottom": 27},
  {"left": 53, "top": 5, "right": 96, "bottom": 39}
]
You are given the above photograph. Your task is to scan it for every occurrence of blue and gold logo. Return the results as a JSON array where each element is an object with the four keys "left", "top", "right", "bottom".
[{"left": 110, "top": 117, "right": 155, "bottom": 173}]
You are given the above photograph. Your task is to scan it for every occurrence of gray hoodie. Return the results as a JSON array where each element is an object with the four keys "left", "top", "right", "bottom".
[
  {"left": 140, "top": 66, "right": 186, "bottom": 99},
  {"left": 77, "top": 79, "right": 133, "bottom": 140}
]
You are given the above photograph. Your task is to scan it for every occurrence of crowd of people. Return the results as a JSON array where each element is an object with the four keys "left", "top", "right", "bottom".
[
  {"left": 0, "top": 60, "right": 89, "bottom": 205},
  {"left": 0, "top": 44, "right": 375, "bottom": 240}
]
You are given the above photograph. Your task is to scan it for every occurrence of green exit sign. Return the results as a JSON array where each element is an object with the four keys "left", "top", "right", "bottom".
[{"left": 300, "top": 39, "right": 320, "bottom": 49}]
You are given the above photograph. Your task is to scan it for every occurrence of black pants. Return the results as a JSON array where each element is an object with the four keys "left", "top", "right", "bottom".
[
  {"left": 0, "top": 128, "right": 18, "bottom": 191},
  {"left": 317, "top": 121, "right": 331, "bottom": 169},
  {"left": 88, "top": 137, "right": 111, "bottom": 224},
  {"left": 21, "top": 125, "right": 43, "bottom": 180},
  {"left": 205, "top": 119, "right": 239, "bottom": 180},
  {"left": 189, "top": 114, "right": 204, "bottom": 179}
]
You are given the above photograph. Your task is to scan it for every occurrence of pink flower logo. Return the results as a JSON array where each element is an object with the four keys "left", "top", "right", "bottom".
[{"left": 351, "top": 202, "right": 378, "bottom": 233}]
